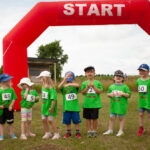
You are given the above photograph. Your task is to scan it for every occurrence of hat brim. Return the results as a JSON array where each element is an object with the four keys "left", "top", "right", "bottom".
[
  {"left": 18, "top": 82, "right": 34, "bottom": 89},
  {"left": 0, "top": 76, "right": 13, "bottom": 82},
  {"left": 138, "top": 68, "right": 149, "bottom": 71}
]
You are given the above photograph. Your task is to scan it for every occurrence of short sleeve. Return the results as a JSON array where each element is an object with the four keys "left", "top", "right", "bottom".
[
  {"left": 34, "top": 90, "right": 38, "bottom": 97},
  {"left": 50, "top": 89, "right": 57, "bottom": 101},
  {"left": 60, "top": 85, "right": 64, "bottom": 94},
  {"left": 81, "top": 82, "right": 86, "bottom": 91},
  {"left": 12, "top": 89, "right": 17, "bottom": 100},
  {"left": 125, "top": 85, "right": 131, "bottom": 97},
  {"left": 96, "top": 81, "right": 103, "bottom": 91},
  {"left": 21, "top": 90, "right": 25, "bottom": 99},
  {"left": 107, "top": 86, "right": 112, "bottom": 94}
]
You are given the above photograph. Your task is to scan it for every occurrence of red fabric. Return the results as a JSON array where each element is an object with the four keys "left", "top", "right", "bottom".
[{"left": 3, "top": 0, "right": 150, "bottom": 110}]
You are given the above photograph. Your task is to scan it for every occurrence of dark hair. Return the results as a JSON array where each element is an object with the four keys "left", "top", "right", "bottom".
[{"left": 84, "top": 66, "right": 95, "bottom": 72}]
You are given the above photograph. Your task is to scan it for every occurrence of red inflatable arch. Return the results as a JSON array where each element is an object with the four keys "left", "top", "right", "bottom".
[{"left": 3, "top": 0, "right": 150, "bottom": 110}]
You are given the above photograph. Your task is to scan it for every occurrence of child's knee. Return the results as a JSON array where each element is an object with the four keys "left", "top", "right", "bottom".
[
  {"left": 139, "top": 113, "right": 144, "bottom": 118},
  {"left": 119, "top": 117, "right": 124, "bottom": 121},
  {"left": 110, "top": 117, "right": 115, "bottom": 121}
]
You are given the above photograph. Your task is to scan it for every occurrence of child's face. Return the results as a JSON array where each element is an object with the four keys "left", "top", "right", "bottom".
[
  {"left": 40, "top": 77, "right": 44, "bottom": 84},
  {"left": 114, "top": 76, "right": 124, "bottom": 83},
  {"left": 85, "top": 69, "right": 95, "bottom": 80},
  {"left": 21, "top": 83, "right": 29, "bottom": 89},
  {"left": 139, "top": 69, "right": 149, "bottom": 78},
  {"left": 2, "top": 80, "right": 11, "bottom": 88}
]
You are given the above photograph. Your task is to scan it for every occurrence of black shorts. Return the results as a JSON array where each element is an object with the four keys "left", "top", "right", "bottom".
[
  {"left": 83, "top": 108, "right": 99, "bottom": 119},
  {"left": 0, "top": 108, "right": 14, "bottom": 124}
]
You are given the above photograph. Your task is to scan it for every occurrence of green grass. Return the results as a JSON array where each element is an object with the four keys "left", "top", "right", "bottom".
[{"left": 1, "top": 93, "right": 150, "bottom": 150}]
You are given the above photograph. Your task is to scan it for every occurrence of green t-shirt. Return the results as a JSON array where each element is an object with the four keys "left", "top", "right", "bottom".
[
  {"left": 41, "top": 88, "right": 57, "bottom": 116},
  {"left": 60, "top": 85, "right": 80, "bottom": 112},
  {"left": 107, "top": 84, "right": 131, "bottom": 115},
  {"left": 81, "top": 80, "right": 103, "bottom": 108},
  {"left": 21, "top": 89, "right": 38, "bottom": 109},
  {"left": 0, "top": 88, "right": 3, "bottom": 116},
  {"left": 137, "top": 78, "right": 150, "bottom": 109},
  {"left": 0, "top": 88, "right": 17, "bottom": 109}
]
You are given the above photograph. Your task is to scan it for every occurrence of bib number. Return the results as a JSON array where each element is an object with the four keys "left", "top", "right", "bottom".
[
  {"left": 138, "top": 85, "right": 147, "bottom": 93},
  {"left": 27, "top": 95, "right": 35, "bottom": 102},
  {"left": 113, "top": 90, "right": 121, "bottom": 97},
  {"left": 66, "top": 93, "right": 77, "bottom": 101},
  {"left": 42, "top": 92, "right": 48, "bottom": 99},
  {"left": 87, "top": 87, "right": 96, "bottom": 94},
  {"left": 2, "top": 93, "right": 11, "bottom": 101}
]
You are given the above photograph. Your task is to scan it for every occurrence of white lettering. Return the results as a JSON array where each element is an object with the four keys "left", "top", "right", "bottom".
[
  {"left": 75, "top": 4, "right": 87, "bottom": 16},
  {"left": 114, "top": 4, "right": 125, "bottom": 16},
  {"left": 64, "top": 4, "right": 75, "bottom": 15},
  {"left": 87, "top": 4, "right": 100, "bottom": 16},
  {"left": 101, "top": 4, "right": 113, "bottom": 16}
]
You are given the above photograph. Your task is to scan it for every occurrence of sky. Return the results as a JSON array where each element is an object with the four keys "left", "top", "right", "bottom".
[{"left": 0, "top": 0, "right": 150, "bottom": 76}]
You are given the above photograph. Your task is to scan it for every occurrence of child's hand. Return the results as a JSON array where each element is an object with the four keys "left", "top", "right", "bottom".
[
  {"left": 65, "top": 84, "right": 70, "bottom": 88},
  {"left": 118, "top": 91, "right": 124, "bottom": 97},
  {"left": 9, "top": 106, "right": 12, "bottom": 111},
  {"left": 109, "top": 92, "right": 115, "bottom": 97},
  {"left": 90, "top": 83, "right": 94, "bottom": 87},
  {"left": 87, "top": 83, "right": 91, "bottom": 88},
  {"left": 64, "top": 75, "right": 70, "bottom": 81},
  {"left": 0, "top": 105, "right": 4, "bottom": 109},
  {"left": 36, "top": 96, "right": 39, "bottom": 101},
  {"left": 49, "top": 107, "right": 54, "bottom": 114}
]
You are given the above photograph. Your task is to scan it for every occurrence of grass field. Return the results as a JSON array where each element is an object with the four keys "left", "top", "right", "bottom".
[{"left": 1, "top": 92, "right": 150, "bottom": 150}]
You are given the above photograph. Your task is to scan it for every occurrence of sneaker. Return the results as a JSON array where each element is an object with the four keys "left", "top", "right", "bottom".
[
  {"left": 116, "top": 130, "right": 124, "bottom": 137},
  {"left": 103, "top": 130, "right": 113, "bottom": 135},
  {"left": 0, "top": 135, "right": 4, "bottom": 141},
  {"left": 64, "top": 133, "right": 71, "bottom": 139},
  {"left": 26, "top": 132, "right": 36, "bottom": 137},
  {"left": 87, "top": 132, "right": 92, "bottom": 138},
  {"left": 52, "top": 133, "right": 60, "bottom": 140},
  {"left": 10, "top": 134, "right": 17, "bottom": 139},
  {"left": 42, "top": 133, "right": 52, "bottom": 139},
  {"left": 137, "top": 127, "right": 144, "bottom": 136},
  {"left": 20, "top": 134, "right": 27, "bottom": 140},
  {"left": 92, "top": 132, "right": 97, "bottom": 138},
  {"left": 76, "top": 133, "right": 82, "bottom": 139}
]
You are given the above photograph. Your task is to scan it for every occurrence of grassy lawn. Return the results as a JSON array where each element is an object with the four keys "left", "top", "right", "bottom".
[{"left": 1, "top": 92, "right": 150, "bottom": 150}]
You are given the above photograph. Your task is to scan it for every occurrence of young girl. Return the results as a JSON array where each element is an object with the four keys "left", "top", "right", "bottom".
[
  {"left": 37, "top": 71, "right": 60, "bottom": 140},
  {"left": 58, "top": 71, "right": 81, "bottom": 139},
  {"left": 18, "top": 78, "right": 39, "bottom": 140},
  {"left": 103, "top": 70, "right": 131, "bottom": 137},
  {"left": 0, "top": 74, "right": 17, "bottom": 140}
]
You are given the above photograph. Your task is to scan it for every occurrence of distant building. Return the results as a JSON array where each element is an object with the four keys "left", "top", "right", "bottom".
[{"left": 28, "top": 57, "right": 59, "bottom": 84}]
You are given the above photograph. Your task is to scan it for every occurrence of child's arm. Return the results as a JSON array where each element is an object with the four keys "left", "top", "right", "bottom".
[
  {"left": 65, "top": 83, "right": 79, "bottom": 88},
  {"left": 91, "top": 83, "right": 102, "bottom": 94},
  {"left": 0, "top": 105, "right": 4, "bottom": 109},
  {"left": 24, "top": 88, "right": 29, "bottom": 99},
  {"left": 49, "top": 100, "right": 56, "bottom": 113},
  {"left": 107, "top": 93, "right": 115, "bottom": 98},
  {"left": 81, "top": 83, "right": 91, "bottom": 95},
  {"left": 118, "top": 91, "right": 130, "bottom": 98},
  {"left": 58, "top": 75, "right": 69, "bottom": 89},
  {"left": 9, "top": 99, "right": 15, "bottom": 111},
  {"left": 35, "top": 96, "right": 40, "bottom": 102}
]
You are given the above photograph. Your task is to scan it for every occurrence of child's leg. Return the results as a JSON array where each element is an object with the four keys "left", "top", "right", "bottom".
[
  {"left": 139, "top": 112, "right": 144, "bottom": 127},
  {"left": 27, "top": 120, "right": 31, "bottom": 134},
  {"left": 48, "top": 118, "right": 58, "bottom": 133},
  {"left": 42, "top": 119, "right": 49, "bottom": 133},
  {"left": 86, "top": 119, "right": 92, "bottom": 131},
  {"left": 109, "top": 116, "right": 116, "bottom": 130},
  {"left": 119, "top": 117, "right": 124, "bottom": 131},
  {"left": 9, "top": 124, "right": 14, "bottom": 135},
  {"left": 21, "top": 121, "right": 26, "bottom": 135},
  {"left": 93, "top": 119, "right": 98, "bottom": 131},
  {"left": 0, "top": 124, "right": 4, "bottom": 136}
]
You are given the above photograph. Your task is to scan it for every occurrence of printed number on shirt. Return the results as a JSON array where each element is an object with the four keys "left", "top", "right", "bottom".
[
  {"left": 113, "top": 90, "right": 121, "bottom": 97},
  {"left": 2, "top": 93, "right": 11, "bottom": 101},
  {"left": 42, "top": 92, "right": 48, "bottom": 99},
  {"left": 27, "top": 95, "right": 35, "bottom": 102},
  {"left": 87, "top": 87, "right": 96, "bottom": 94},
  {"left": 138, "top": 85, "right": 147, "bottom": 93},
  {"left": 66, "top": 93, "right": 77, "bottom": 101}
]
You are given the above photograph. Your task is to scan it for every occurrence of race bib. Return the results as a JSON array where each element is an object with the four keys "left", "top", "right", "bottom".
[
  {"left": 112, "top": 90, "right": 121, "bottom": 97},
  {"left": 65, "top": 93, "right": 77, "bottom": 101},
  {"left": 42, "top": 92, "right": 48, "bottom": 99},
  {"left": 138, "top": 85, "right": 147, "bottom": 93},
  {"left": 27, "top": 95, "right": 35, "bottom": 102},
  {"left": 87, "top": 87, "right": 96, "bottom": 94},
  {"left": 2, "top": 93, "right": 11, "bottom": 101}
]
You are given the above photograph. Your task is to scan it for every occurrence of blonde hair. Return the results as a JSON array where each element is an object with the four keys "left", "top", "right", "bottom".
[{"left": 41, "top": 76, "right": 54, "bottom": 89}]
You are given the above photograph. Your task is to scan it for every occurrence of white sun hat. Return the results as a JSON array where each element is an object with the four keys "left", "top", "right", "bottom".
[
  {"left": 36, "top": 71, "right": 51, "bottom": 78},
  {"left": 18, "top": 78, "right": 34, "bottom": 89}
]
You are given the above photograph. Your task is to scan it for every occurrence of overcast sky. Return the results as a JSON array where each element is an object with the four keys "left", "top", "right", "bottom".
[{"left": 0, "top": 0, "right": 150, "bottom": 76}]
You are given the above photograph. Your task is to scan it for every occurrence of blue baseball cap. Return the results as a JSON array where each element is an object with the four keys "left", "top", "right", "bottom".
[
  {"left": 65, "top": 71, "right": 75, "bottom": 82},
  {"left": 138, "top": 64, "right": 150, "bottom": 71},
  {"left": 0, "top": 74, "right": 13, "bottom": 82}
]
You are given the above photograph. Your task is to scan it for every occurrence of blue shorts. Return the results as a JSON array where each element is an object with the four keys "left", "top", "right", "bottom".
[
  {"left": 63, "top": 111, "right": 81, "bottom": 125},
  {"left": 110, "top": 113, "right": 124, "bottom": 118},
  {"left": 139, "top": 108, "right": 150, "bottom": 114}
]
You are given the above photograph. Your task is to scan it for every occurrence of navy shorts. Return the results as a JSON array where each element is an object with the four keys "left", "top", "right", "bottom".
[
  {"left": 63, "top": 111, "right": 81, "bottom": 125},
  {"left": 139, "top": 108, "right": 150, "bottom": 114}
]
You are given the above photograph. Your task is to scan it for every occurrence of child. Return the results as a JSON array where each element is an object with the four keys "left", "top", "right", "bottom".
[
  {"left": 18, "top": 78, "right": 39, "bottom": 140},
  {"left": 58, "top": 71, "right": 81, "bottom": 139},
  {"left": 137, "top": 64, "right": 150, "bottom": 136},
  {"left": 37, "top": 71, "right": 60, "bottom": 140},
  {"left": 81, "top": 66, "right": 103, "bottom": 137},
  {"left": 0, "top": 74, "right": 17, "bottom": 140},
  {"left": 103, "top": 70, "right": 131, "bottom": 137}
]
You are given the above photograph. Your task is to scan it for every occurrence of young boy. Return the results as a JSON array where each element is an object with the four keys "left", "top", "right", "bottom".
[
  {"left": 137, "top": 64, "right": 150, "bottom": 136},
  {"left": 0, "top": 74, "right": 17, "bottom": 140},
  {"left": 58, "top": 71, "right": 81, "bottom": 139},
  {"left": 81, "top": 66, "right": 103, "bottom": 137},
  {"left": 103, "top": 70, "right": 131, "bottom": 136}
]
